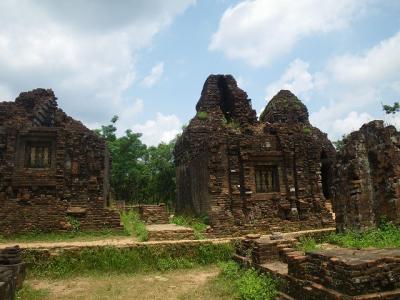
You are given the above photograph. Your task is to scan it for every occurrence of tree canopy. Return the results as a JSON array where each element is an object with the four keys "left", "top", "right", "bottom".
[{"left": 96, "top": 116, "right": 176, "bottom": 208}]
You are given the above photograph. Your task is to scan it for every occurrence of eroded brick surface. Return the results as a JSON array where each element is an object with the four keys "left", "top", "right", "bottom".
[
  {"left": 0, "top": 89, "right": 121, "bottom": 234},
  {"left": 174, "top": 75, "right": 335, "bottom": 235},
  {"left": 333, "top": 120, "right": 400, "bottom": 232}
]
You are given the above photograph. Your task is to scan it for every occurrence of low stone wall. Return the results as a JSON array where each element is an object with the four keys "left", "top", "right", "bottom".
[
  {"left": 234, "top": 231, "right": 400, "bottom": 299},
  {"left": 0, "top": 246, "right": 26, "bottom": 300},
  {"left": 289, "top": 248, "right": 400, "bottom": 296},
  {"left": 139, "top": 204, "right": 169, "bottom": 224}
]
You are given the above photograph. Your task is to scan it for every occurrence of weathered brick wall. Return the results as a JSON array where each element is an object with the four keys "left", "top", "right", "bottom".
[
  {"left": 333, "top": 120, "right": 400, "bottom": 232},
  {"left": 174, "top": 75, "right": 335, "bottom": 235},
  {"left": 288, "top": 248, "right": 400, "bottom": 296},
  {"left": 0, "top": 89, "right": 121, "bottom": 235},
  {"left": 139, "top": 204, "right": 169, "bottom": 224}
]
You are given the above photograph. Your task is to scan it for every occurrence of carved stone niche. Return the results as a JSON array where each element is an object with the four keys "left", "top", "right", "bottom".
[{"left": 15, "top": 130, "right": 56, "bottom": 170}]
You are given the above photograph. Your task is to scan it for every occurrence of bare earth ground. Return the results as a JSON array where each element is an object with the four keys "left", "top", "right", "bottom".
[{"left": 26, "top": 267, "right": 220, "bottom": 300}]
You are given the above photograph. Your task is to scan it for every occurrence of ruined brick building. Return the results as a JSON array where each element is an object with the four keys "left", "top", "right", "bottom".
[
  {"left": 333, "top": 120, "right": 400, "bottom": 232},
  {"left": 174, "top": 75, "right": 335, "bottom": 234},
  {"left": 0, "top": 89, "right": 121, "bottom": 234}
]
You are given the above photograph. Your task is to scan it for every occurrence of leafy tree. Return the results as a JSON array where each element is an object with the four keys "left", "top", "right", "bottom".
[
  {"left": 96, "top": 116, "right": 177, "bottom": 207},
  {"left": 383, "top": 102, "right": 400, "bottom": 114},
  {"left": 333, "top": 134, "right": 348, "bottom": 151}
]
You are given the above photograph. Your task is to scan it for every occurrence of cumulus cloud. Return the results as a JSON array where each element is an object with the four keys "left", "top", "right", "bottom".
[
  {"left": 265, "top": 59, "right": 314, "bottom": 102},
  {"left": 332, "top": 111, "right": 373, "bottom": 136},
  {"left": 327, "top": 31, "right": 400, "bottom": 86},
  {"left": 132, "top": 113, "right": 182, "bottom": 146},
  {"left": 0, "top": 0, "right": 194, "bottom": 132},
  {"left": 141, "top": 62, "right": 165, "bottom": 87},
  {"left": 309, "top": 31, "right": 400, "bottom": 139},
  {"left": 210, "top": 0, "right": 364, "bottom": 66}
]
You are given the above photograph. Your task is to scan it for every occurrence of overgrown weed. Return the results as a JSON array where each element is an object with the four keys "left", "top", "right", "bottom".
[
  {"left": 120, "top": 210, "right": 148, "bottom": 241},
  {"left": 25, "top": 243, "right": 234, "bottom": 279},
  {"left": 171, "top": 215, "right": 208, "bottom": 239}
]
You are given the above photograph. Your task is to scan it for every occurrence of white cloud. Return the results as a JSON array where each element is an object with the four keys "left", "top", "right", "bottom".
[
  {"left": 327, "top": 31, "right": 400, "bottom": 86},
  {"left": 0, "top": 0, "right": 194, "bottom": 132},
  {"left": 307, "top": 31, "right": 400, "bottom": 140},
  {"left": 132, "top": 113, "right": 182, "bottom": 146},
  {"left": 210, "top": 0, "right": 364, "bottom": 66},
  {"left": 332, "top": 111, "right": 373, "bottom": 137},
  {"left": 141, "top": 62, "right": 165, "bottom": 87},
  {"left": 0, "top": 84, "right": 12, "bottom": 101},
  {"left": 265, "top": 59, "right": 314, "bottom": 102}
]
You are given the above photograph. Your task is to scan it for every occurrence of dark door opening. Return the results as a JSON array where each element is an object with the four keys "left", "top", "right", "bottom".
[{"left": 320, "top": 152, "right": 332, "bottom": 199}]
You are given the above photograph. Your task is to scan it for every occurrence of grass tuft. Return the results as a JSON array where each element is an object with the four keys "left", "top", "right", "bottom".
[
  {"left": 120, "top": 211, "right": 148, "bottom": 241},
  {"left": 295, "top": 236, "right": 318, "bottom": 252},
  {"left": 171, "top": 215, "right": 208, "bottom": 240}
]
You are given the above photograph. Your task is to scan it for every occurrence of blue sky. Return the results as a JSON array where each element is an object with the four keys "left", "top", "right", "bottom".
[{"left": 0, "top": 0, "right": 399, "bottom": 145}]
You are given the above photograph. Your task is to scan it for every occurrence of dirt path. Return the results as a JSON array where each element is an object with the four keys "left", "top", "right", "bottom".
[
  {"left": 0, "top": 237, "right": 235, "bottom": 251},
  {"left": 1, "top": 227, "right": 334, "bottom": 251},
  {"left": 26, "top": 267, "right": 220, "bottom": 300}
]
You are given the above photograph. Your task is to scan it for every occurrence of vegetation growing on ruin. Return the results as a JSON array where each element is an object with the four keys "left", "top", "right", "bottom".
[
  {"left": 24, "top": 243, "right": 234, "bottom": 279},
  {"left": 327, "top": 222, "right": 400, "bottom": 249},
  {"left": 302, "top": 127, "right": 312, "bottom": 134},
  {"left": 197, "top": 111, "right": 208, "bottom": 120},
  {"left": 120, "top": 211, "right": 148, "bottom": 241},
  {"left": 95, "top": 116, "right": 176, "bottom": 207},
  {"left": 183, "top": 262, "right": 278, "bottom": 300},
  {"left": 296, "top": 223, "right": 400, "bottom": 251},
  {"left": 171, "top": 215, "right": 208, "bottom": 239},
  {"left": 295, "top": 236, "right": 318, "bottom": 252}
]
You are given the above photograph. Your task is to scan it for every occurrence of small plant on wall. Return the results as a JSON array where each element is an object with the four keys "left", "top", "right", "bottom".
[
  {"left": 66, "top": 216, "right": 81, "bottom": 233},
  {"left": 197, "top": 111, "right": 208, "bottom": 120}
]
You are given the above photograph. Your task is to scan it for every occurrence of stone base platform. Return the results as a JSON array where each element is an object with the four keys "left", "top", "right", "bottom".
[
  {"left": 234, "top": 234, "right": 400, "bottom": 300},
  {"left": 146, "top": 224, "right": 195, "bottom": 241}
]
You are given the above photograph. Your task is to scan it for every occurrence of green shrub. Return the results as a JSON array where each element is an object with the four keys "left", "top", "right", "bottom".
[
  {"left": 296, "top": 236, "right": 317, "bottom": 252},
  {"left": 218, "top": 262, "right": 278, "bottom": 300},
  {"left": 197, "top": 111, "right": 208, "bottom": 120},
  {"left": 24, "top": 242, "right": 234, "bottom": 278},
  {"left": 120, "top": 211, "right": 148, "bottom": 241},
  {"left": 303, "top": 127, "right": 312, "bottom": 134},
  {"left": 238, "top": 268, "right": 277, "bottom": 300},
  {"left": 171, "top": 215, "right": 208, "bottom": 240}
]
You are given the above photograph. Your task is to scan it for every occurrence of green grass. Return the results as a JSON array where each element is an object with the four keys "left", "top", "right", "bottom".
[
  {"left": 24, "top": 242, "right": 234, "bottom": 279},
  {"left": 327, "top": 222, "right": 400, "bottom": 249},
  {"left": 16, "top": 284, "right": 49, "bottom": 300},
  {"left": 0, "top": 229, "right": 128, "bottom": 244},
  {"left": 295, "top": 236, "right": 318, "bottom": 252},
  {"left": 201, "top": 261, "right": 277, "bottom": 300},
  {"left": 295, "top": 223, "right": 400, "bottom": 251},
  {"left": 120, "top": 211, "right": 148, "bottom": 241},
  {"left": 171, "top": 215, "right": 208, "bottom": 239}
]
